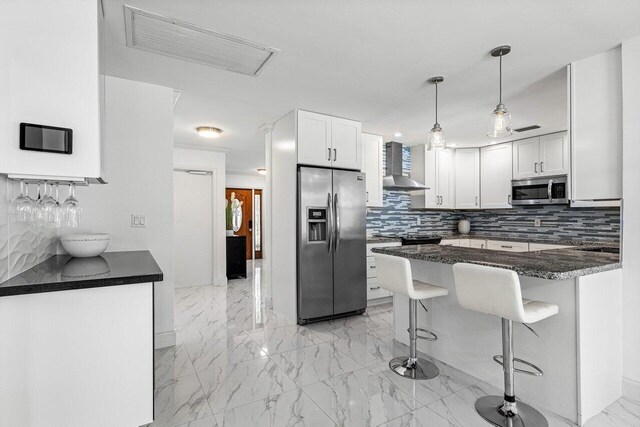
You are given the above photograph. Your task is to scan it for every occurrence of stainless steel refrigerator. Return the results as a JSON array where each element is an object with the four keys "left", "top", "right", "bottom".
[{"left": 297, "top": 166, "right": 366, "bottom": 324}]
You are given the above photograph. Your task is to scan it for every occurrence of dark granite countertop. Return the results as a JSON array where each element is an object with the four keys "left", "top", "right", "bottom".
[
  {"left": 370, "top": 232, "right": 618, "bottom": 247},
  {"left": 371, "top": 244, "right": 621, "bottom": 280},
  {"left": 0, "top": 251, "right": 163, "bottom": 297},
  {"left": 367, "top": 236, "right": 402, "bottom": 244}
]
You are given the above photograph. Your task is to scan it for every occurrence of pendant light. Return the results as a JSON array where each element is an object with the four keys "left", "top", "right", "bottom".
[
  {"left": 427, "top": 76, "right": 446, "bottom": 150},
  {"left": 487, "top": 45, "right": 512, "bottom": 138}
]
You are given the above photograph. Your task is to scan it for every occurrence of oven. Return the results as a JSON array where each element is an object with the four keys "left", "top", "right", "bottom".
[{"left": 511, "top": 175, "right": 568, "bottom": 206}]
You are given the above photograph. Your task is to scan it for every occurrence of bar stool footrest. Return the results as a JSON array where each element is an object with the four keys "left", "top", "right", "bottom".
[
  {"left": 406, "top": 327, "right": 438, "bottom": 341},
  {"left": 493, "top": 355, "right": 544, "bottom": 376}
]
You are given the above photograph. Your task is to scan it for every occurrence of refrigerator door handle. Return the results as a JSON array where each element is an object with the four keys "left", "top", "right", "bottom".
[
  {"left": 334, "top": 193, "right": 340, "bottom": 252},
  {"left": 327, "top": 192, "right": 333, "bottom": 253}
]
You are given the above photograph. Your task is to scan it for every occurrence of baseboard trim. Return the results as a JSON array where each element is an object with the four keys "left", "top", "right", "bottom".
[
  {"left": 214, "top": 276, "right": 228, "bottom": 286},
  {"left": 155, "top": 330, "right": 176, "bottom": 349},
  {"left": 623, "top": 376, "right": 640, "bottom": 403}
]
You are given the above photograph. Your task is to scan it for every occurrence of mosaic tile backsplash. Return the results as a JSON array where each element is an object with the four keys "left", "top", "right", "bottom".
[{"left": 366, "top": 147, "right": 621, "bottom": 242}]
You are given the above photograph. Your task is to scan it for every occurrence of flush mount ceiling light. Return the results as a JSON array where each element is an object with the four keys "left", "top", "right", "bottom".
[
  {"left": 196, "top": 126, "right": 223, "bottom": 138},
  {"left": 427, "top": 76, "right": 446, "bottom": 150},
  {"left": 488, "top": 45, "right": 513, "bottom": 138},
  {"left": 393, "top": 132, "right": 403, "bottom": 138},
  {"left": 257, "top": 168, "right": 267, "bottom": 175}
]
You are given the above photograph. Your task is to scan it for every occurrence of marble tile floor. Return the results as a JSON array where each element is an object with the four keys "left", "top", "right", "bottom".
[{"left": 149, "top": 260, "right": 640, "bottom": 427}]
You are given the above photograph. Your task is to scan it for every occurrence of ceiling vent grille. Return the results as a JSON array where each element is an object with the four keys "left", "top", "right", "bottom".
[
  {"left": 514, "top": 125, "right": 541, "bottom": 133},
  {"left": 124, "top": 5, "right": 280, "bottom": 76}
]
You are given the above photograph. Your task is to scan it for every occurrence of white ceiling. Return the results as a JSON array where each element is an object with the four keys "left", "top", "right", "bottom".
[{"left": 102, "top": 0, "right": 640, "bottom": 173}]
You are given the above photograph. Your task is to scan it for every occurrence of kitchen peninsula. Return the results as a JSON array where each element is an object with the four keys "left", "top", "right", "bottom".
[
  {"left": 372, "top": 240, "right": 622, "bottom": 426},
  {"left": 0, "top": 251, "right": 162, "bottom": 427}
]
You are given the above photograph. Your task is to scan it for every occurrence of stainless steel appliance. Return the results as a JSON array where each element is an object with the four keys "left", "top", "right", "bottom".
[
  {"left": 297, "top": 167, "right": 366, "bottom": 324},
  {"left": 511, "top": 175, "right": 569, "bottom": 205},
  {"left": 382, "top": 141, "right": 428, "bottom": 190}
]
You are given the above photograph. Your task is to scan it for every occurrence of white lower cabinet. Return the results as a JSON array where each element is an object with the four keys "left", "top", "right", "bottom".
[
  {"left": 486, "top": 240, "right": 529, "bottom": 252},
  {"left": 365, "top": 241, "right": 401, "bottom": 301},
  {"left": 440, "top": 239, "right": 460, "bottom": 246},
  {"left": 468, "top": 239, "right": 487, "bottom": 249}
]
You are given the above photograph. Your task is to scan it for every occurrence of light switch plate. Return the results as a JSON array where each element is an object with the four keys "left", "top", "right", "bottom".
[
  {"left": 131, "top": 214, "right": 146, "bottom": 228},
  {"left": 534, "top": 219, "right": 541, "bottom": 227}
]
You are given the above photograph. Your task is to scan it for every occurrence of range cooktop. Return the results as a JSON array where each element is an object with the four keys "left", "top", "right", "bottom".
[{"left": 400, "top": 235, "right": 443, "bottom": 246}]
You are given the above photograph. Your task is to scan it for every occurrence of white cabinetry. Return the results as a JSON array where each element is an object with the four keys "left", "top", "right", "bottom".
[
  {"left": 366, "top": 241, "right": 401, "bottom": 301},
  {"left": 362, "top": 133, "right": 383, "bottom": 207},
  {"left": 411, "top": 146, "right": 455, "bottom": 209},
  {"left": 0, "top": 0, "right": 103, "bottom": 179},
  {"left": 481, "top": 143, "right": 513, "bottom": 209},
  {"left": 513, "top": 132, "right": 569, "bottom": 179},
  {"left": 455, "top": 148, "right": 480, "bottom": 209},
  {"left": 570, "top": 49, "right": 622, "bottom": 204},
  {"left": 486, "top": 240, "right": 529, "bottom": 252},
  {"left": 297, "top": 110, "right": 361, "bottom": 170}
]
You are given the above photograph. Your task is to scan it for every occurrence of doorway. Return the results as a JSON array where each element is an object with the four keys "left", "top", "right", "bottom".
[
  {"left": 174, "top": 170, "right": 214, "bottom": 287},
  {"left": 225, "top": 187, "right": 263, "bottom": 260}
]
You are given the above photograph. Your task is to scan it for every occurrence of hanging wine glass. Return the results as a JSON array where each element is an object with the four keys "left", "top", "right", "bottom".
[
  {"left": 40, "top": 182, "right": 58, "bottom": 226},
  {"left": 62, "top": 183, "right": 81, "bottom": 228},
  {"left": 32, "top": 183, "right": 45, "bottom": 226},
  {"left": 51, "top": 184, "right": 63, "bottom": 229},
  {"left": 9, "top": 180, "right": 34, "bottom": 223}
]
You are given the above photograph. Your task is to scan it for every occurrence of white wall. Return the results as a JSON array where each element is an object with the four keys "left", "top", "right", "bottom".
[
  {"left": 0, "top": 0, "right": 101, "bottom": 178},
  {"left": 173, "top": 147, "right": 227, "bottom": 286},
  {"left": 621, "top": 36, "right": 640, "bottom": 401},
  {"left": 226, "top": 172, "right": 265, "bottom": 189},
  {"left": 73, "top": 76, "right": 175, "bottom": 349}
]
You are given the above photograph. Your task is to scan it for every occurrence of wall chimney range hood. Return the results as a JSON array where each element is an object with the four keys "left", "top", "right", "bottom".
[{"left": 382, "top": 142, "right": 428, "bottom": 190}]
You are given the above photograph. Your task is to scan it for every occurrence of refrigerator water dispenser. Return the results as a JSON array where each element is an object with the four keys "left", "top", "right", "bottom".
[{"left": 307, "top": 208, "right": 327, "bottom": 242}]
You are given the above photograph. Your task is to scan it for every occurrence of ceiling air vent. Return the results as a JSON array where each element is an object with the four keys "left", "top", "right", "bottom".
[
  {"left": 514, "top": 125, "right": 541, "bottom": 133},
  {"left": 123, "top": 5, "right": 280, "bottom": 76}
]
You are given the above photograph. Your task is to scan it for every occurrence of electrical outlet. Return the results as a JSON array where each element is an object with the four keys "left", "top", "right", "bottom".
[
  {"left": 417, "top": 217, "right": 425, "bottom": 226},
  {"left": 534, "top": 219, "right": 541, "bottom": 227},
  {"left": 131, "top": 214, "right": 147, "bottom": 228}
]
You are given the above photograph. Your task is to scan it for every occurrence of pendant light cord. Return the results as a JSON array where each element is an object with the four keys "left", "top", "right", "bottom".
[
  {"left": 435, "top": 82, "right": 438, "bottom": 124},
  {"left": 499, "top": 54, "right": 503, "bottom": 104}
]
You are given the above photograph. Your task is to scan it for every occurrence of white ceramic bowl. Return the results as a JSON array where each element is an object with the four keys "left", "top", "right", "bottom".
[{"left": 60, "top": 233, "right": 110, "bottom": 258}]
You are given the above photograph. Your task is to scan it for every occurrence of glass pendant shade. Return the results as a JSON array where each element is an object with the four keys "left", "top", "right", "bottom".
[
  {"left": 428, "top": 123, "right": 446, "bottom": 150},
  {"left": 487, "top": 103, "right": 512, "bottom": 138}
]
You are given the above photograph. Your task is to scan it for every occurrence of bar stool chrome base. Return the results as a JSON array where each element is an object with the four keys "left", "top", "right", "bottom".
[
  {"left": 475, "top": 395, "right": 549, "bottom": 427},
  {"left": 389, "top": 356, "right": 439, "bottom": 380}
]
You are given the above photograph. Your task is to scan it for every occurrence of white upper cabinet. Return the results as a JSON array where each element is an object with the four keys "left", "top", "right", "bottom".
[
  {"left": 331, "top": 117, "right": 362, "bottom": 170},
  {"left": 436, "top": 149, "right": 455, "bottom": 209},
  {"left": 362, "top": 133, "right": 383, "bottom": 207},
  {"left": 455, "top": 148, "right": 480, "bottom": 209},
  {"left": 512, "top": 137, "right": 540, "bottom": 179},
  {"left": 0, "top": 0, "right": 102, "bottom": 179},
  {"left": 481, "top": 142, "right": 513, "bottom": 209},
  {"left": 512, "top": 133, "right": 569, "bottom": 179},
  {"left": 410, "top": 145, "right": 454, "bottom": 209},
  {"left": 297, "top": 111, "right": 332, "bottom": 167},
  {"left": 570, "top": 49, "right": 622, "bottom": 203},
  {"left": 296, "top": 111, "right": 361, "bottom": 170},
  {"left": 539, "top": 132, "right": 569, "bottom": 177}
]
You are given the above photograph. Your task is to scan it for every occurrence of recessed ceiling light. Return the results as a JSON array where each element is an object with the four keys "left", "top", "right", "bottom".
[
  {"left": 257, "top": 168, "right": 266, "bottom": 175},
  {"left": 449, "top": 143, "right": 457, "bottom": 147},
  {"left": 394, "top": 132, "right": 402, "bottom": 138},
  {"left": 196, "top": 126, "right": 223, "bottom": 138}
]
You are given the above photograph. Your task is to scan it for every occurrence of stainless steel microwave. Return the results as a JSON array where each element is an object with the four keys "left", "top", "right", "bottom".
[{"left": 511, "top": 175, "right": 569, "bottom": 205}]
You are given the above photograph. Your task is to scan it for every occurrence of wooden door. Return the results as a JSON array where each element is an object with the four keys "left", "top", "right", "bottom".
[
  {"left": 253, "top": 190, "right": 263, "bottom": 259},
  {"left": 226, "top": 188, "right": 253, "bottom": 260}
]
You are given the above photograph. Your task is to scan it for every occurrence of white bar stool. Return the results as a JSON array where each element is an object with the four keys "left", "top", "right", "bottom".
[
  {"left": 374, "top": 253, "right": 448, "bottom": 380},
  {"left": 452, "top": 262, "right": 559, "bottom": 427}
]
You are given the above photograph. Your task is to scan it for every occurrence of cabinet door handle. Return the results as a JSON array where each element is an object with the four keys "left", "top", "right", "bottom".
[
  {"left": 333, "top": 148, "right": 337, "bottom": 161},
  {"left": 366, "top": 191, "right": 369, "bottom": 202},
  {"left": 370, "top": 286, "right": 380, "bottom": 290},
  {"left": 481, "top": 244, "right": 485, "bottom": 249},
  {"left": 328, "top": 148, "right": 331, "bottom": 161},
  {"left": 540, "top": 161, "right": 544, "bottom": 172},
  {"left": 501, "top": 245, "right": 513, "bottom": 249},
  {"left": 369, "top": 265, "right": 376, "bottom": 269},
  {"left": 534, "top": 162, "right": 538, "bottom": 173},
  {"left": 475, "top": 196, "right": 478, "bottom": 206},
  {"left": 508, "top": 194, "right": 512, "bottom": 204}
]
